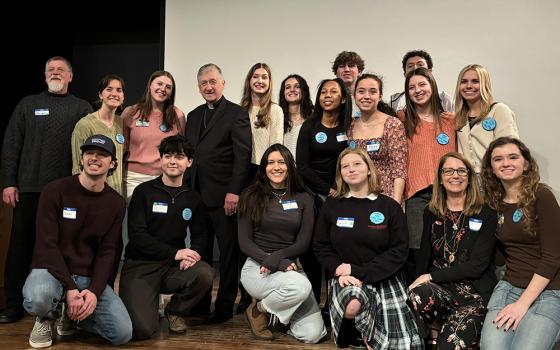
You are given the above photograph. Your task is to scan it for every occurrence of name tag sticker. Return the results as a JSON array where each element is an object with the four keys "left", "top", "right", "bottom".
[
  {"left": 336, "top": 217, "right": 354, "bottom": 228},
  {"left": 152, "top": 202, "right": 168, "bottom": 214},
  {"left": 282, "top": 200, "right": 298, "bottom": 210},
  {"left": 62, "top": 207, "right": 77, "bottom": 220},
  {"left": 135, "top": 120, "right": 150, "bottom": 127},
  {"left": 35, "top": 108, "right": 49, "bottom": 116},
  {"left": 336, "top": 132, "right": 348, "bottom": 142},
  {"left": 366, "top": 140, "right": 381, "bottom": 152},
  {"left": 469, "top": 218, "right": 483, "bottom": 231}
]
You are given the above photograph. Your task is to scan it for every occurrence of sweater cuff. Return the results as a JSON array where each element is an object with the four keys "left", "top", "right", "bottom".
[{"left": 351, "top": 264, "right": 364, "bottom": 280}]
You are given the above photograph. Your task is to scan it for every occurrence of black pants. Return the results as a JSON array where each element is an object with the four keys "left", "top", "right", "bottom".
[
  {"left": 3, "top": 193, "right": 40, "bottom": 309},
  {"left": 119, "top": 259, "right": 214, "bottom": 340},
  {"left": 193, "top": 206, "right": 240, "bottom": 316}
]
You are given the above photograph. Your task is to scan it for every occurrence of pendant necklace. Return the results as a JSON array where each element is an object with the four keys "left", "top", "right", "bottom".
[{"left": 271, "top": 189, "right": 287, "bottom": 203}]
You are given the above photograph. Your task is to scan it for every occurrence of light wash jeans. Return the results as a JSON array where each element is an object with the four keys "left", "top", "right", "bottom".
[
  {"left": 480, "top": 280, "right": 560, "bottom": 350},
  {"left": 240, "top": 258, "right": 326, "bottom": 343},
  {"left": 22, "top": 269, "right": 132, "bottom": 345}
]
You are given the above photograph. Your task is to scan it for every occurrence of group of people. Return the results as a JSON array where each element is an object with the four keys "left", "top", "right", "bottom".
[{"left": 0, "top": 51, "right": 558, "bottom": 350}]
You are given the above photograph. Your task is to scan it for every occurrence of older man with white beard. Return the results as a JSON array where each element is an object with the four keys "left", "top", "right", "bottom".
[{"left": 0, "top": 56, "right": 92, "bottom": 323}]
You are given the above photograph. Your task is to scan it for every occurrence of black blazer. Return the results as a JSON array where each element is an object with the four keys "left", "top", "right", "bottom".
[
  {"left": 415, "top": 205, "right": 498, "bottom": 305},
  {"left": 185, "top": 97, "right": 252, "bottom": 207}
]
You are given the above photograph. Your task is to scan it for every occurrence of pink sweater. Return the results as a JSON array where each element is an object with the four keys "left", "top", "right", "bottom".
[{"left": 122, "top": 106, "right": 185, "bottom": 175}]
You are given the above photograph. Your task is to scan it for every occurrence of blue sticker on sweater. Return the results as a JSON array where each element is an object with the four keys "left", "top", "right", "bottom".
[
  {"left": 348, "top": 140, "right": 357, "bottom": 149},
  {"left": 354, "top": 110, "right": 361, "bottom": 118},
  {"left": 436, "top": 132, "right": 449, "bottom": 145},
  {"left": 482, "top": 118, "right": 496, "bottom": 131},
  {"left": 370, "top": 211, "right": 385, "bottom": 224},
  {"left": 182, "top": 208, "right": 192, "bottom": 221},
  {"left": 160, "top": 123, "right": 169, "bottom": 132},
  {"left": 115, "top": 133, "right": 125, "bottom": 144},
  {"left": 315, "top": 132, "right": 327, "bottom": 143},
  {"left": 512, "top": 208, "right": 523, "bottom": 223}
]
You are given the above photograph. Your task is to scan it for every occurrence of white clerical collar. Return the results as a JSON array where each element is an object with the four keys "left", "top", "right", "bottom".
[{"left": 345, "top": 193, "right": 378, "bottom": 200}]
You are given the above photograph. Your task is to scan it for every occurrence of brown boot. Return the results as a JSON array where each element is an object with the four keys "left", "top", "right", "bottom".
[
  {"left": 167, "top": 313, "right": 187, "bottom": 334},
  {"left": 245, "top": 302, "right": 273, "bottom": 340}
]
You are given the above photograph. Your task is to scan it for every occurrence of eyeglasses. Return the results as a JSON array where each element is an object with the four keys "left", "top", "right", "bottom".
[{"left": 441, "top": 168, "right": 469, "bottom": 176}]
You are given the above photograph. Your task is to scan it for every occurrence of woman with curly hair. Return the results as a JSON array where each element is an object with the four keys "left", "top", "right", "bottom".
[
  {"left": 480, "top": 137, "right": 560, "bottom": 349},
  {"left": 409, "top": 152, "right": 497, "bottom": 349}
]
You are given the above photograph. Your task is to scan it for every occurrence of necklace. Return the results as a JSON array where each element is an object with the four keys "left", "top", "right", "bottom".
[
  {"left": 271, "top": 189, "right": 287, "bottom": 203},
  {"left": 443, "top": 211, "right": 466, "bottom": 263}
]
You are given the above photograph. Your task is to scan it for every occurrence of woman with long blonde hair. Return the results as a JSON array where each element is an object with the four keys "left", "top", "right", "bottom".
[{"left": 455, "top": 64, "right": 519, "bottom": 175}]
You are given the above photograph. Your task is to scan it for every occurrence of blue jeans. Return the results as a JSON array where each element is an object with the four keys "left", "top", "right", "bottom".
[
  {"left": 22, "top": 269, "right": 132, "bottom": 345},
  {"left": 480, "top": 280, "right": 560, "bottom": 350}
]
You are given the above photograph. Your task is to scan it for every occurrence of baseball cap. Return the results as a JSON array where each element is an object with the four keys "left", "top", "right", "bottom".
[{"left": 80, "top": 134, "right": 117, "bottom": 159}]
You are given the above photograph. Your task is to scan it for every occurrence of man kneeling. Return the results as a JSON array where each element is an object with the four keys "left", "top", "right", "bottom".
[
  {"left": 22, "top": 135, "right": 132, "bottom": 348},
  {"left": 119, "top": 135, "right": 214, "bottom": 339}
]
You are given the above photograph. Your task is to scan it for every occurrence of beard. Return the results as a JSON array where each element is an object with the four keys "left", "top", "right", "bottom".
[{"left": 47, "top": 79, "right": 64, "bottom": 93}]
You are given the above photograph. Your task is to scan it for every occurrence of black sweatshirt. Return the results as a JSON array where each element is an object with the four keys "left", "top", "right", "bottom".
[
  {"left": 125, "top": 176, "right": 208, "bottom": 261},
  {"left": 314, "top": 194, "right": 408, "bottom": 283},
  {"left": 296, "top": 119, "right": 347, "bottom": 194}
]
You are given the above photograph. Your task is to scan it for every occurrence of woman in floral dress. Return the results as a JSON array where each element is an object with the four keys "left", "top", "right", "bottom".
[{"left": 408, "top": 152, "right": 497, "bottom": 349}]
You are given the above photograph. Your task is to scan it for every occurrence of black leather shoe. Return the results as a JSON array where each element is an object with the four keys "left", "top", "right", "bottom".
[
  {"left": 0, "top": 307, "right": 24, "bottom": 323},
  {"left": 208, "top": 311, "right": 233, "bottom": 324}
]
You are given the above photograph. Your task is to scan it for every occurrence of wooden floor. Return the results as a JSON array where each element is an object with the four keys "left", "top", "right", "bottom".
[
  {"left": 0, "top": 313, "right": 338, "bottom": 349},
  {"left": 0, "top": 271, "right": 338, "bottom": 349}
]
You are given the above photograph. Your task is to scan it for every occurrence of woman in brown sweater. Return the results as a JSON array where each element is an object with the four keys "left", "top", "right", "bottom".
[{"left": 480, "top": 137, "right": 560, "bottom": 349}]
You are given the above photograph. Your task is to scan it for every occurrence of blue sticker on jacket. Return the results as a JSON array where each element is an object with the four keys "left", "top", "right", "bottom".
[
  {"left": 315, "top": 132, "right": 327, "bottom": 143},
  {"left": 182, "top": 208, "right": 192, "bottom": 221}
]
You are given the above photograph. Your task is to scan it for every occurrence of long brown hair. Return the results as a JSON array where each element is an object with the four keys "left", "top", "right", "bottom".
[
  {"left": 403, "top": 67, "right": 444, "bottom": 138},
  {"left": 238, "top": 144, "right": 305, "bottom": 223},
  {"left": 428, "top": 152, "right": 483, "bottom": 218},
  {"left": 131, "top": 70, "right": 181, "bottom": 130},
  {"left": 241, "top": 63, "right": 274, "bottom": 128},
  {"left": 481, "top": 137, "right": 540, "bottom": 236}
]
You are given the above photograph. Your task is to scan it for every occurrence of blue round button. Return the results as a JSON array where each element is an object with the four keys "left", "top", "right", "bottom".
[
  {"left": 182, "top": 208, "right": 192, "bottom": 221},
  {"left": 482, "top": 118, "right": 497, "bottom": 131},
  {"left": 354, "top": 111, "right": 361, "bottom": 118},
  {"left": 436, "top": 132, "right": 449, "bottom": 145},
  {"left": 315, "top": 132, "right": 327, "bottom": 143},
  {"left": 348, "top": 140, "right": 357, "bottom": 149},
  {"left": 512, "top": 208, "right": 523, "bottom": 223},
  {"left": 115, "top": 133, "right": 125, "bottom": 144},
  {"left": 160, "top": 123, "right": 169, "bottom": 132},
  {"left": 370, "top": 211, "right": 385, "bottom": 224}
]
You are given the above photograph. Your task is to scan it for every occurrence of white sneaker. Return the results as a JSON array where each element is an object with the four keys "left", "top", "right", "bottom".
[
  {"left": 56, "top": 302, "right": 76, "bottom": 336},
  {"left": 29, "top": 318, "right": 52, "bottom": 348}
]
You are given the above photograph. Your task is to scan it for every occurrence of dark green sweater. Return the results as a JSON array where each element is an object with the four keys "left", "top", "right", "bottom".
[{"left": 1, "top": 91, "right": 92, "bottom": 192}]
